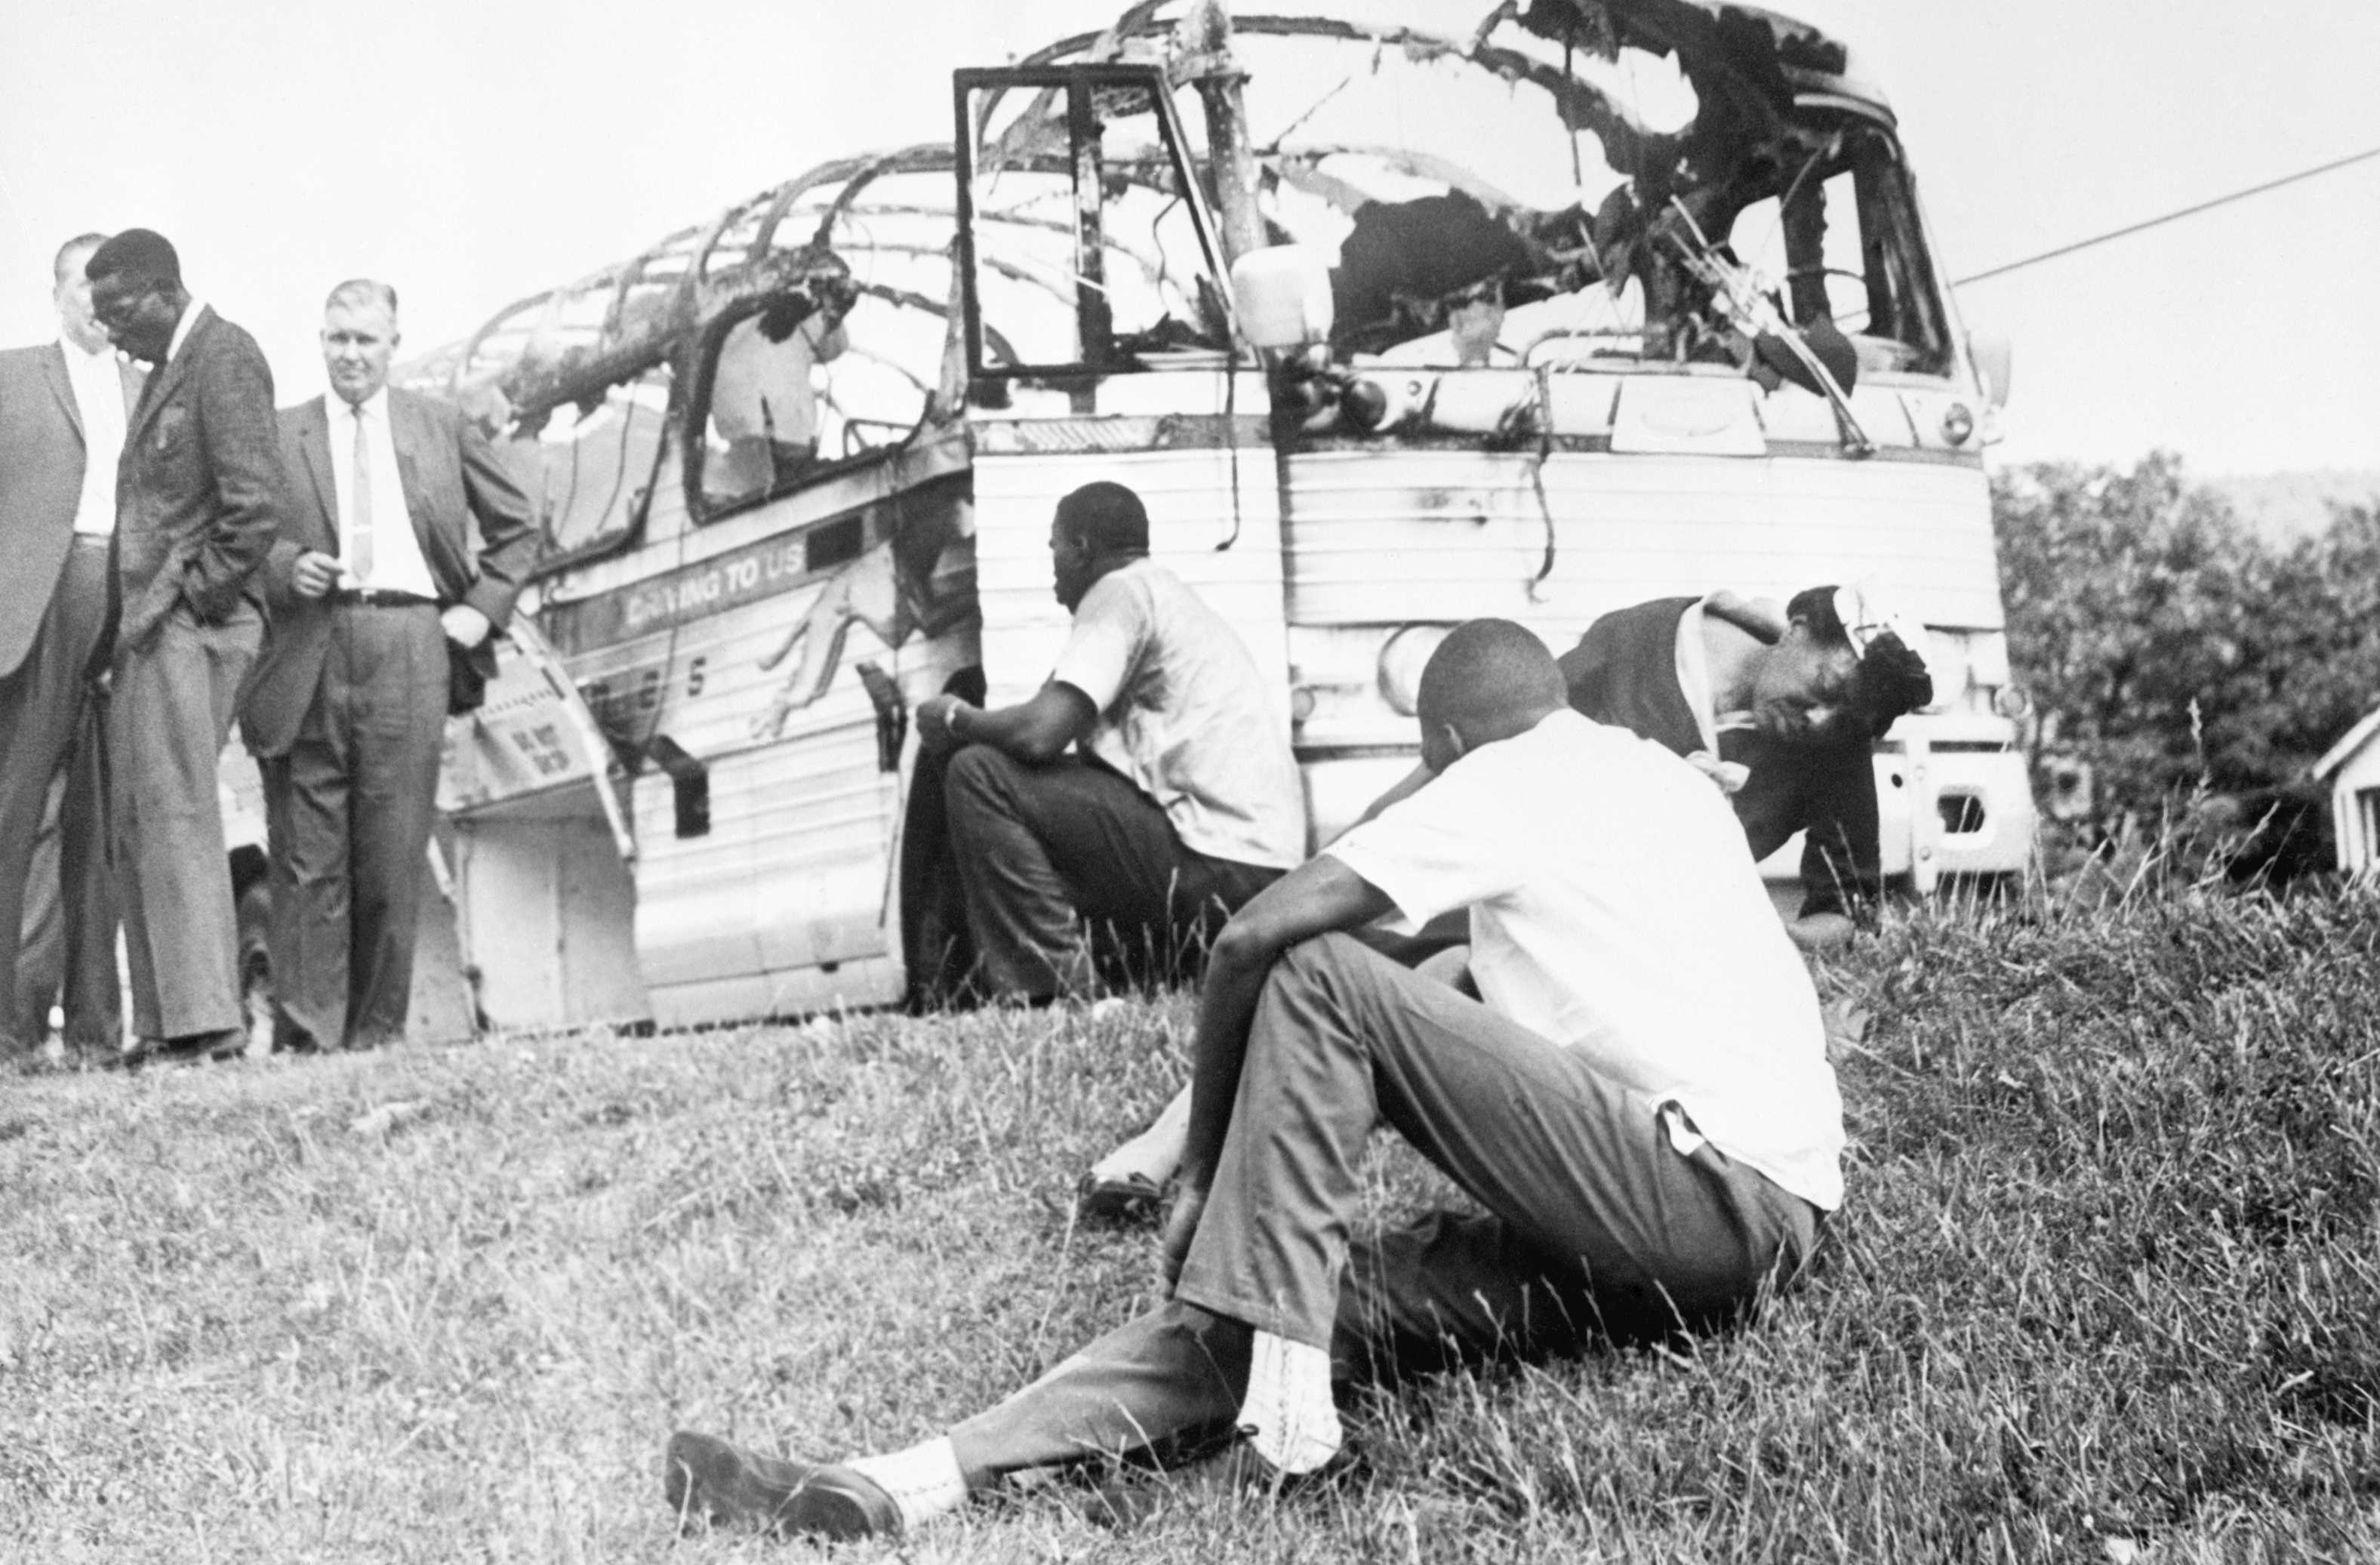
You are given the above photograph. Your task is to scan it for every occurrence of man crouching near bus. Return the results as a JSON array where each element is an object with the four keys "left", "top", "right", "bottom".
[
  {"left": 1561, "top": 582, "right": 1934, "bottom": 953},
  {"left": 662, "top": 619, "right": 1843, "bottom": 1542},
  {"left": 903, "top": 480, "right": 1304, "bottom": 1012}
]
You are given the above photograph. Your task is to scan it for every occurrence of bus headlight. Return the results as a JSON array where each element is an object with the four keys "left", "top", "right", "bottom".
[
  {"left": 1378, "top": 624, "right": 1450, "bottom": 716},
  {"left": 1942, "top": 403, "right": 1975, "bottom": 445}
]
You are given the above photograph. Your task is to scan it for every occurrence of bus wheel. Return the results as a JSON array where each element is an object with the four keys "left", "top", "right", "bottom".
[{"left": 236, "top": 882, "right": 274, "bottom": 1055}]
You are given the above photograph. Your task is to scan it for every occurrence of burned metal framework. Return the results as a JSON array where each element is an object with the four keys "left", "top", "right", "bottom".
[
  {"left": 950, "top": 61, "right": 1236, "bottom": 383},
  {"left": 398, "top": 0, "right": 1970, "bottom": 570}
]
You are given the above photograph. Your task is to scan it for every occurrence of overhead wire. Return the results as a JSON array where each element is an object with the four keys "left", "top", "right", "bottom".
[{"left": 1953, "top": 143, "right": 2380, "bottom": 287}]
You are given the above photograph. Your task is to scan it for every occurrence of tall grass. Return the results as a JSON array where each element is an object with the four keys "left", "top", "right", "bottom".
[{"left": 2, "top": 886, "right": 2375, "bottom": 1561}]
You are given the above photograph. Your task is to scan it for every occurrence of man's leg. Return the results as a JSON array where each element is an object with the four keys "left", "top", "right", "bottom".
[
  {"left": 338, "top": 606, "right": 447, "bottom": 1048},
  {"left": 662, "top": 940, "right": 1818, "bottom": 1540},
  {"left": 941, "top": 749, "right": 1187, "bottom": 1000},
  {"left": 1175, "top": 932, "right": 1818, "bottom": 1353},
  {"left": 112, "top": 605, "right": 262, "bottom": 1043},
  {"left": 12, "top": 775, "right": 66, "bottom": 1052},
  {"left": 1082, "top": 916, "right": 1458, "bottom": 1211},
  {"left": 0, "top": 541, "right": 111, "bottom": 1058},
  {"left": 261, "top": 727, "right": 352, "bottom": 1051},
  {"left": 54, "top": 710, "right": 122, "bottom": 1057}
]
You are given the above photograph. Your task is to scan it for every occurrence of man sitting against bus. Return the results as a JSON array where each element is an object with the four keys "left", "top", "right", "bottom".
[
  {"left": 1558, "top": 581, "right": 1934, "bottom": 950},
  {"left": 661, "top": 619, "right": 1843, "bottom": 1544},
  {"left": 904, "top": 479, "right": 1304, "bottom": 1009}
]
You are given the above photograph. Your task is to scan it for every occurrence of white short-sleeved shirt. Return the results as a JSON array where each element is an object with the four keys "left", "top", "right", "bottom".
[
  {"left": 1325, "top": 708, "right": 1845, "bottom": 1209},
  {"left": 1048, "top": 559, "right": 1305, "bottom": 870}
]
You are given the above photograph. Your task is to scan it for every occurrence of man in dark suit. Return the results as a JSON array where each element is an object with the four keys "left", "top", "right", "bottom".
[
  {"left": 0, "top": 233, "right": 140, "bottom": 1064},
  {"left": 85, "top": 229, "right": 282, "bottom": 1066},
  {"left": 242, "top": 279, "right": 536, "bottom": 1052}
]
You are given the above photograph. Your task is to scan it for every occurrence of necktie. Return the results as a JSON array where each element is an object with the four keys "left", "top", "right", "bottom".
[{"left": 349, "top": 405, "right": 374, "bottom": 586}]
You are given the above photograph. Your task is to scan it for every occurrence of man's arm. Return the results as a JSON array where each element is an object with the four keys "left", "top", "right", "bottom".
[
  {"left": 181, "top": 334, "right": 283, "bottom": 621},
  {"left": 451, "top": 414, "right": 540, "bottom": 643},
  {"left": 916, "top": 682, "right": 1096, "bottom": 766},
  {"left": 1349, "top": 761, "right": 1433, "bottom": 830},
  {"left": 1158, "top": 855, "right": 1392, "bottom": 1285},
  {"left": 1703, "top": 589, "right": 1786, "bottom": 644},
  {"left": 1181, "top": 856, "right": 1393, "bottom": 1187}
]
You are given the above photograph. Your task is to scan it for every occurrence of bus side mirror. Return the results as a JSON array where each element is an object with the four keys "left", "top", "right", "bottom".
[
  {"left": 1969, "top": 332, "right": 2014, "bottom": 411},
  {"left": 1231, "top": 245, "right": 1335, "bottom": 351}
]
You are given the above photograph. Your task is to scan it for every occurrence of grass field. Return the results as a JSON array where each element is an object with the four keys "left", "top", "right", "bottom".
[{"left": 3, "top": 888, "right": 2378, "bottom": 1563}]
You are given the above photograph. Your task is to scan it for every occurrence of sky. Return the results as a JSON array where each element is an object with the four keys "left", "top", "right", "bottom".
[{"left": 2, "top": 0, "right": 2373, "bottom": 479}]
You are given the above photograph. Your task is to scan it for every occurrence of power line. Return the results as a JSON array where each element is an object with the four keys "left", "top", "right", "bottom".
[{"left": 1953, "top": 144, "right": 2380, "bottom": 287}]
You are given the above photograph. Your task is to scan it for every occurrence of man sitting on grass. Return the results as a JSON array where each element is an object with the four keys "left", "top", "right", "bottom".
[
  {"left": 663, "top": 619, "right": 1845, "bottom": 1542},
  {"left": 901, "top": 479, "right": 1304, "bottom": 1008}
]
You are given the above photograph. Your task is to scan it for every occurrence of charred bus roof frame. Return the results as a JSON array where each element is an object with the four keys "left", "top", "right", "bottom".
[{"left": 951, "top": 60, "right": 1240, "bottom": 388}]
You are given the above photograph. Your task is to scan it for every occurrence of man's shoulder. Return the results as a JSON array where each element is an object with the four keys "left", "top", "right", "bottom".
[
  {"left": 1579, "top": 595, "right": 1696, "bottom": 645},
  {"left": 1108, "top": 558, "right": 1224, "bottom": 626},
  {"left": 279, "top": 394, "right": 326, "bottom": 430},
  {"left": 0, "top": 341, "right": 62, "bottom": 396},
  {"left": 0, "top": 340, "right": 60, "bottom": 372},
  {"left": 389, "top": 385, "right": 466, "bottom": 444},
  {"left": 182, "top": 311, "right": 274, "bottom": 397},
  {"left": 190, "top": 307, "right": 265, "bottom": 361}
]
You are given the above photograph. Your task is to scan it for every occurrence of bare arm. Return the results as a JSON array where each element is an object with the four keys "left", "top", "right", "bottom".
[
  {"left": 1347, "top": 760, "right": 1435, "bottom": 831},
  {"left": 1704, "top": 588, "right": 1787, "bottom": 643},
  {"left": 916, "top": 681, "right": 1097, "bottom": 766},
  {"left": 1157, "top": 855, "right": 1393, "bottom": 1286},
  {"left": 1180, "top": 855, "right": 1394, "bottom": 1188}
]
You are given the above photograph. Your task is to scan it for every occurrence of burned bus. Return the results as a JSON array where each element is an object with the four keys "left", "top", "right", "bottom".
[{"left": 389, "top": 0, "right": 2034, "bottom": 1034}]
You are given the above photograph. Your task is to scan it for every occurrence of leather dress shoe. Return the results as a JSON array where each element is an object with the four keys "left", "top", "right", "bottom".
[
  {"left": 120, "top": 1028, "right": 247, "bottom": 1071},
  {"left": 663, "top": 1431, "right": 901, "bottom": 1539},
  {"left": 1074, "top": 1169, "right": 1165, "bottom": 1224}
]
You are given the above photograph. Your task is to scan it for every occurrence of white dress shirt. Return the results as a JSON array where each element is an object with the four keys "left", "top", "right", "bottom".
[
  {"left": 326, "top": 388, "right": 437, "bottom": 598},
  {"left": 61, "top": 338, "right": 130, "bottom": 536}
]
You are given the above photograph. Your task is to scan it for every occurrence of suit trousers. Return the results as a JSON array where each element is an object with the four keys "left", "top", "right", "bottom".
[
  {"left": 111, "top": 601, "right": 262, "bottom": 1040},
  {"left": 0, "top": 538, "right": 122, "bottom": 1054},
  {"left": 938, "top": 745, "right": 1281, "bottom": 1001},
  {"left": 948, "top": 933, "right": 1818, "bottom": 1479},
  {"left": 258, "top": 602, "right": 446, "bottom": 1050}
]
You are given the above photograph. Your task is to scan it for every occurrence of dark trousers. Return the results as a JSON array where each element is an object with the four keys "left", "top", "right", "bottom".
[
  {"left": 0, "top": 539, "right": 122, "bottom": 1054},
  {"left": 931, "top": 744, "right": 1279, "bottom": 1002},
  {"left": 1722, "top": 729, "right": 1881, "bottom": 919},
  {"left": 258, "top": 602, "right": 446, "bottom": 1051},
  {"left": 111, "top": 602, "right": 261, "bottom": 1041},
  {"left": 949, "top": 934, "right": 1817, "bottom": 1477}
]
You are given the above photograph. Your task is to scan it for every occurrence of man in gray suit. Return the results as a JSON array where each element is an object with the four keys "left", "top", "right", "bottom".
[
  {"left": 85, "top": 229, "right": 282, "bottom": 1066},
  {"left": 0, "top": 233, "right": 139, "bottom": 1065},
  {"left": 242, "top": 279, "right": 536, "bottom": 1052}
]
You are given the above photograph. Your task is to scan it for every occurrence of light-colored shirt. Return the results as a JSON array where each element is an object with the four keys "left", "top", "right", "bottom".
[
  {"left": 1325, "top": 707, "right": 1845, "bottom": 1209},
  {"left": 327, "top": 388, "right": 437, "bottom": 598},
  {"left": 60, "top": 338, "right": 129, "bottom": 535},
  {"left": 1048, "top": 558, "right": 1305, "bottom": 870},
  {"left": 1677, "top": 592, "right": 1764, "bottom": 747},
  {"left": 164, "top": 297, "right": 208, "bottom": 365}
]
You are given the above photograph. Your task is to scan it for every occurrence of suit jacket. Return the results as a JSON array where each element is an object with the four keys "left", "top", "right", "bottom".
[
  {"left": 1559, "top": 595, "right": 1882, "bottom": 915},
  {"left": 112, "top": 306, "right": 284, "bottom": 656},
  {"left": 241, "top": 387, "right": 538, "bottom": 757},
  {"left": 0, "top": 343, "right": 143, "bottom": 675}
]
